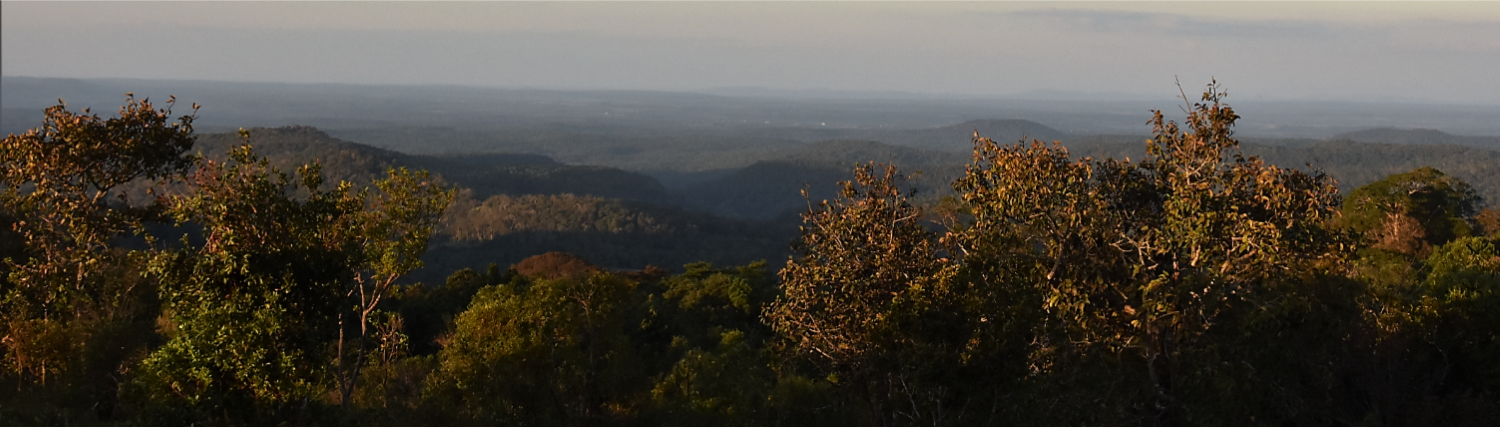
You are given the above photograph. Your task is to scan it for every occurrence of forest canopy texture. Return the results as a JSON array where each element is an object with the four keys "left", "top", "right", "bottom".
[{"left": 2, "top": 83, "right": 1498, "bottom": 426}]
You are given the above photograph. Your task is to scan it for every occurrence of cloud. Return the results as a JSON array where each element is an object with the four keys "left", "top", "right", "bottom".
[
  {"left": 1006, "top": 8, "right": 1337, "bottom": 39},
  {"left": 1004, "top": 7, "right": 1500, "bottom": 53}
]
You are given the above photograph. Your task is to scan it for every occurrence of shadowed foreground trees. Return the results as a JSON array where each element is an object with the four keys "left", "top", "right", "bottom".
[
  {"left": 765, "top": 163, "right": 1029, "bottom": 426},
  {"left": 2, "top": 98, "right": 452, "bottom": 425},
  {"left": 132, "top": 144, "right": 452, "bottom": 423},
  {"left": 765, "top": 82, "right": 1383, "bottom": 425},
  {"left": 955, "top": 84, "right": 1362, "bottom": 424},
  {"left": 1, "top": 96, "right": 197, "bottom": 419}
]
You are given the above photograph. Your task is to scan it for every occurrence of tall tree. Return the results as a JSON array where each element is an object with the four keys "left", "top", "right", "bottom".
[
  {"left": 136, "top": 140, "right": 452, "bottom": 422},
  {"left": 954, "top": 81, "right": 1351, "bottom": 424},
  {"left": 137, "top": 144, "right": 365, "bottom": 421},
  {"left": 425, "top": 272, "right": 647, "bottom": 425},
  {"left": 1, "top": 96, "right": 196, "bottom": 415},
  {"left": 336, "top": 167, "right": 453, "bottom": 407},
  {"left": 766, "top": 163, "right": 1000, "bottom": 426}
]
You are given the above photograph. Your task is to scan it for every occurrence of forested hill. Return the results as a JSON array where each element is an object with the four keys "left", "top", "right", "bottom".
[
  {"left": 191, "top": 125, "right": 795, "bottom": 280},
  {"left": 1248, "top": 139, "right": 1500, "bottom": 203},
  {"left": 330, "top": 126, "right": 806, "bottom": 174},
  {"left": 198, "top": 126, "right": 678, "bottom": 205},
  {"left": 676, "top": 135, "right": 1500, "bottom": 220},
  {"left": 1334, "top": 127, "right": 1500, "bottom": 149},
  {"left": 323, "top": 119, "right": 1070, "bottom": 175},
  {"left": 195, "top": 125, "right": 412, "bottom": 185},
  {"left": 420, "top": 192, "right": 795, "bottom": 282},
  {"left": 849, "top": 119, "right": 1072, "bottom": 152},
  {"left": 683, "top": 140, "right": 967, "bottom": 219},
  {"left": 1050, "top": 135, "right": 1500, "bottom": 206}
]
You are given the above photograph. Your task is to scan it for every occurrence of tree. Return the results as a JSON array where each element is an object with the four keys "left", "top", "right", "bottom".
[
  {"left": 336, "top": 166, "right": 453, "bottom": 407},
  {"left": 766, "top": 163, "right": 1001, "bottom": 426},
  {"left": 1, "top": 95, "right": 196, "bottom": 417},
  {"left": 135, "top": 140, "right": 452, "bottom": 422},
  {"left": 1340, "top": 168, "right": 1500, "bottom": 422},
  {"left": 646, "top": 261, "right": 778, "bottom": 426},
  {"left": 1420, "top": 236, "right": 1500, "bottom": 394},
  {"left": 953, "top": 81, "right": 1351, "bottom": 424},
  {"left": 1476, "top": 207, "right": 1500, "bottom": 238},
  {"left": 135, "top": 144, "right": 365, "bottom": 421},
  {"left": 1341, "top": 167, "right": 1482, "bottom": 256},
  {"left": 425, "top": 272, "right": 646, "bottom": 425}
]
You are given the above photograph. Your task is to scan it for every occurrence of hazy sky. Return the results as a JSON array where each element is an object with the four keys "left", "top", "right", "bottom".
[{"left": 4, "top": 2, "right": 1498, "bottom": 104}]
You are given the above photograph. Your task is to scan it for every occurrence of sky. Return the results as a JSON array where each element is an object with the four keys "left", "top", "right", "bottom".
[{"left": 3, "top": 1, "right": 1499, "bottom": 105}]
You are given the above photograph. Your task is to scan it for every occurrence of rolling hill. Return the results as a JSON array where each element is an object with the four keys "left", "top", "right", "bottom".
[{"left": 1333, "top": 128, "right": 1500, "bottom": 149}]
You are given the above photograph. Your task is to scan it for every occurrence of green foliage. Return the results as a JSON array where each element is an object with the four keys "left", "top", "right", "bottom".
[
  {"left": 1341, "top": 166, "right": 1481, "bottom": 255},
  {"left": 389, "top": 265, "right": 510, "bottom": 356},
  {"left": 337, "top": 166, "right": 454, "bottom": 406},
  {"left": 134, "top": 144, "right": 364, "bottom": 421},
  {"left": 1340, "top": 168, "right": 1499, "bottom": 422},
  {"left": 1419, "top": 237, "right": 1500, "bottom": 391},
  {"left": 661, "top": 263, "right": 853, "bottom": 425},
  {"left": 649, "top": 329, "right": 774, "bottom": 426},
  {"left": 126, "top": 140, "right": 453, "bottom": 422},
  {"left": 645, "top": 262, "right": 777, "bottom": 425},
  {"left": 1345, "top": 234, "right": 1500, "bottom": 425},
  {"left": 425, "top": 272, "right": 645, "bottom": 425},
  {"left": 0, "top": 96, "right": 194, "bottom": 420}
]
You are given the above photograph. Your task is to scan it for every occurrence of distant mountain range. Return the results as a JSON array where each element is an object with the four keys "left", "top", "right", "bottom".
[{"left": 8, "top": 76, "right": 1500, "bottom": 138}]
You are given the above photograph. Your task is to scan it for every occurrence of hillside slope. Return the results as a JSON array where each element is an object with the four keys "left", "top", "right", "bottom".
[
  {"left": 198, "top": 126, "right": 679, "bottom": 204},
  {"left": 857, "top": 119, "right": 1072, "bottom": 152},
  {"left": 189, "top": 126, "right": 797, "bottom": 281},
  {"left": 1334, "top": 128, "right": 1500, "bottom": 149},
  {"left": 682, "top": 140, "right": 966, "bottom": 219}
]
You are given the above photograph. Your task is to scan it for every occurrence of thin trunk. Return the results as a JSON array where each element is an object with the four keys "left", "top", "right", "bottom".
[{"left": 338, "top": 274, "right": 394, "bottom": 407}]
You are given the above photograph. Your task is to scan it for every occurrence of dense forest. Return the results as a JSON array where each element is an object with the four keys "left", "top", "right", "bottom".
[{"left": 2, "top": 83, "right": 1499, "bottom": 426}]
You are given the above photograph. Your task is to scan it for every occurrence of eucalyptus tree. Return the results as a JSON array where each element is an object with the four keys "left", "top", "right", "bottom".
[
  {"left": 1, "top": 96, "right": 196, "bottom": 415},
  {"left": 765, "top": 163, "right": 1024, "bottom": 426},
  {"left": 953, "top": 82, "right": 1352, "bottom": 424},
  {"left": 772, "top": 82, "right": 1357, "bottom": 426}
]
